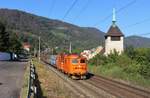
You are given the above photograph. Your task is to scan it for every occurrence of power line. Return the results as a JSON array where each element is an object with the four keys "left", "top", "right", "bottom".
[
  {"left": 123, "top": 18, "right": 150, "bottom": 29},
  {"left": 61, "top": 0, "right": 79, "bottom": 53},
  {"left": 135, "top": 32, "right": 150, "bottom": 36},
  {"left": 128, "top": 32, "right": 150, "bottom": 37},
  {"left": 140, "top": 32, "right": 150, "bottom": 36},
  {"left": 116, "top": 0, "right": 137, "bottom": 13},
  {"left": 93, "top": 0, "right": 137, "bottom": 26},
  {"left": 62, "top": 0, "right": 79, "bottom": 20},
  {"left": 49, "top": 0, "right": 56, "bottom": 16},
  {"left": 73, "top": 0, "right": 91, "bottom": 22}
]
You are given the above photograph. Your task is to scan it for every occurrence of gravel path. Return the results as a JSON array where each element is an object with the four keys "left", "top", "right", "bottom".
[{"left": 0, "top": 61, "right": 27, "bottom": 98}]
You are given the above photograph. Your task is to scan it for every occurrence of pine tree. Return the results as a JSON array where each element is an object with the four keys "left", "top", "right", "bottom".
[
  {"left": 9, "top": 32, "right": 22, "bottom": 54},
  {"left": 0, "top": 22, "right": 10, "bottom": 52},
  {"left": 0, "top": 22, "right": 22, "bottom": 53}
]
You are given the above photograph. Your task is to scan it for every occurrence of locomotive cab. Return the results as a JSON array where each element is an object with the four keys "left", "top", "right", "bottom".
[
  {"left": 65, "top": 54, "right": 87, "bottom": 79},
  {"left": 55, "top": 53, "right": 88, "bottom": 79}
]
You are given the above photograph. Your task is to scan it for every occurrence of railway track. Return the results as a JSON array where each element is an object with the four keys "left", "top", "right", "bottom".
[
  {"left": 84, "top": 74, "right": 150, "bottom": 98},
  {"left": 43, "top": 61, "right": 150, "bottom": 98},
  {"left": 43, "top": 61, "right": 114, "bottom": 98}
]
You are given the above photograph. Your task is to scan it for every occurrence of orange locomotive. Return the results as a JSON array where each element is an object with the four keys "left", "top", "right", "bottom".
[{"left": 51, "top": 53, "right": 87, "bottom": 79}]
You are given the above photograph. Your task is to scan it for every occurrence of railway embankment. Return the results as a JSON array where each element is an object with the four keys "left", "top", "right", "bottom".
[
  {"left": 21, "top": 58, "right": 150, "bottom": 98},
  {"left": 25, "top": 59, "right": 79, "bottom": 98}
]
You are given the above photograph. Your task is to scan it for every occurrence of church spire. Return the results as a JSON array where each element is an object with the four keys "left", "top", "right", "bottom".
[{"left": 112, "top": 8, "right": 116, "bottom": 27}]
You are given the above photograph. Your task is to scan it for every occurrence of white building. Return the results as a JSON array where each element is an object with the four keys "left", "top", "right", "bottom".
[
  {"left": 23, "top": 43, "right": 31, "bottom": 52},
  {"left": 104, "top": 8, "right": 124, "bottom": 55}
]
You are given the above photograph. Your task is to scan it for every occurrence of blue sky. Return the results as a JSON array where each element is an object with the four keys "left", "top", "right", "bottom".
[{"left": 0, "top": 0, "right": 150, "bottom": 37}]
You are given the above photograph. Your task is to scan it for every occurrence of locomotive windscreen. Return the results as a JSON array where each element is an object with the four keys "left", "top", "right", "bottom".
[{"left": 72, "top": 59, "right": 78, "bottom": 64}]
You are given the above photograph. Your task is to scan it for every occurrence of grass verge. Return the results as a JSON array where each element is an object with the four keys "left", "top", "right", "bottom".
[
  {"left": 20, "top": 62, "right": 30, "bottom": 98},
  {"left": 32, "top": 59, "right": 76, "bottom": 98}
]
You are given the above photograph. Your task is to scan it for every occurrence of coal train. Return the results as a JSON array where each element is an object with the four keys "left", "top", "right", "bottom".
[{"left": 43, "top": 53, "right": 88, "bottom": 79}]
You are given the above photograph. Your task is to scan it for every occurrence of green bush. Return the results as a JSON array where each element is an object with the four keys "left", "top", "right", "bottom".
[
  {"left": 106, "top": 50, "right": 119, "bottom": 63},
  {"left": 139, "top": 63, "right": 150, "bottom": 79},
  {"left": 89, "top": 54, "right": 107, "bottom": 66},
  {"left": 125, "top": 46, "right": 136, "bottom": 59},
  {"left": 123, "top": 63, "right": 141, "bottom": 74},
  {"left": 116, "top": 54, "right": 133, "bottom": 67},
  {"left": 88, "top": 47, "right": 150, "bottom": 87}
]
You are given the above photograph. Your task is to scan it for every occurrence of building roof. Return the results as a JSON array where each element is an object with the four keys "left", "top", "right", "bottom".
[{"left": 105, "top": 25, "right": 124, "bottom": 37}]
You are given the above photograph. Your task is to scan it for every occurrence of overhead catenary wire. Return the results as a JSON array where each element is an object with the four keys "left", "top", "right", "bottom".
[
  {"left": 121, "top": 17, "right": 150, "bottom": 37},
  {"left": 93, "top": 0, "right": 137, "bottom": 27},
  {"left": 61, "top": 0, "right": 79, "bottom": 52},
  {"left": 49, "top": 0, "right": 56, "bottom": 16},
  {"left": 127, "top": 32, "right": 150, "bottom": 38},
  {"left": 73, "top": 0, "right": 91, "bottom": 22},
  {"left": 139, "top": 32, "right": 150, "bottom": 36},
  {"left": 62, "top": 0, "right": 79, "bottom": 20},
  {"left": 116, "top": 0, "right": 137, "bottom": 13},
  {"left": 123, "top": 18, "right": 150, "bottom": 29},
  {"left": 133, "top": 32, "right": 150, "bottom": 36}
]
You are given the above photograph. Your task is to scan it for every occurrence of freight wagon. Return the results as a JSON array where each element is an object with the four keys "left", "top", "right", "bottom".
[{"left": 50, "top": 55, "right": 57, "bottom": 66}]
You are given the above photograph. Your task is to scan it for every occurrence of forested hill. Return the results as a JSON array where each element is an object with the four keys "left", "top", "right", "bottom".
[
  {"left": 0, "top": 8, "right": 150, "bottom": 51},
  {"left": 125, "top": 36, "right": 150, "bottom": 48},
  {"left": 0, "top": 8, "right": 105, "bottom": 51}
]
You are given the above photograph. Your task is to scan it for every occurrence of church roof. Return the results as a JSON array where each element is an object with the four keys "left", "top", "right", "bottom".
[
  {"left": 105, "top": 25, "right": 124, "bottom": 37},
  {"left": 105, "top": 8, "right": 124, "bottom": 37}
]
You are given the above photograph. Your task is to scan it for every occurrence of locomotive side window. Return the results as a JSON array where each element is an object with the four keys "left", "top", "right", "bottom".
[
  {"left": 72, "top": 59, "right": 78, "bottom": 64},
  {"left": 80, "top": 59, "right": 85, "bottom": 63}
]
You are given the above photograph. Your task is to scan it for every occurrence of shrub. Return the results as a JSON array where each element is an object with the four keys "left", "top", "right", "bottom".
[
  {"left": 89, "top": 54, "right": 107, "bottom": 66},
  {"left": 89, "top": 48, "right": 150, "bottom": 78},
  {"left": 88, "top": 48, "right": 150, "bottom": 87},
  {"left": 115, "top": 54, "right": 133, "bottom": 67},
  {"left": 125, "top": 46, "right": 136, "bottom": 59},
  {"left": 139, "top": 63, "right": 150, "bottom": 79},
  {"left": 106, "top": 50, "right": 119, "bottom": 63},
  {"left": 123, "top": 63, "right": 141, "bottom": 74}
]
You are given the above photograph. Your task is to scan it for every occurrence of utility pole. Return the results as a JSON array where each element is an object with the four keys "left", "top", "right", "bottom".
[
  {"left": 34, "top": 47, "right": 36, "bottom": 57},
  {"left": 51, "top": 48, "right": 53, "bottom": 55},
  {"left": 38, "top": 35, "right": 41, "bottom": 61},
  {"left": 69, "top": 41, "right": 72, "bottom": 54}
]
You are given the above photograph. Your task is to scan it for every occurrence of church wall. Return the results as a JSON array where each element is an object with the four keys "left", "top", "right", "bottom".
[{"left": 105, "top": 36, "right": 124, "bottom": 55}]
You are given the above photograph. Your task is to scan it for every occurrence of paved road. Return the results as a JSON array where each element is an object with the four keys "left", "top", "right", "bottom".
[{"left": 0, "top": 61, "right": 27, "bottom": 98}]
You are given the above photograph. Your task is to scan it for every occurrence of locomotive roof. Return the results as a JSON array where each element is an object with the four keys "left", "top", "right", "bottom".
[
  {"left": 57, "top": 53, "right": 86, "bottom": 59},
  {"left": 67, "top": 54, "right": 79, "bottom": 57}
]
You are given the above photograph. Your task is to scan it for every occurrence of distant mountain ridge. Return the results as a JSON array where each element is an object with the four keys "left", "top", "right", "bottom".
[
  {"left": 0, "top": 8, "right": 149, "bottom": 51},
  {"left": 125, "top": 36, "right": 150, "bottom": 48},
  {"left": 0, "top": 8, "right": 105, "bottom": 51}
]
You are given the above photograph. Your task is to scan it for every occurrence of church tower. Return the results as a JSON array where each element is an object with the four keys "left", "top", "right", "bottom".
[{"left": 104, "top": 8, "right": 124, "bottom": 55}]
